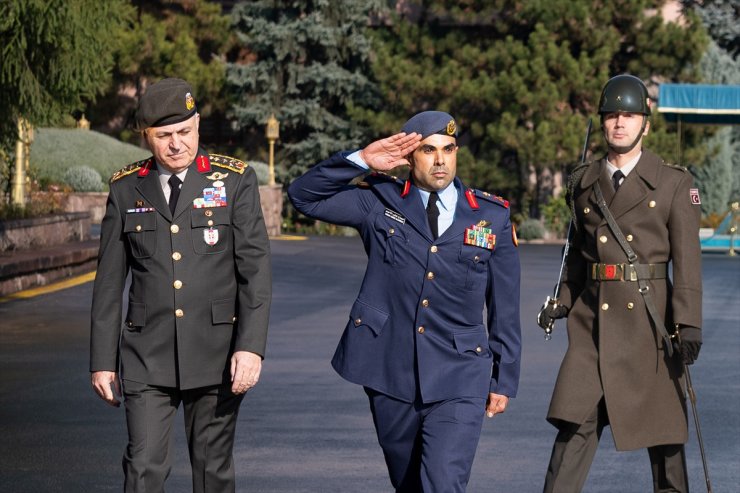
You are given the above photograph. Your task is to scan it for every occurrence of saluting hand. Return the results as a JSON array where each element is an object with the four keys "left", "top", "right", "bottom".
[
  {"left": 231, "top": 351, "right": 262, "bottom": 395},
  {"left": 359, "top": 132, "right": 422, "bottom": 171},
  {"left": 486, "top": 392, "right": 509, "bottom": 418}
]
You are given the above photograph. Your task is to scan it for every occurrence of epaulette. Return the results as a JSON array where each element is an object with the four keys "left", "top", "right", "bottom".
[
  {"left": 662, "top": 162, "right": 688, "bottom": 173},
  {"left": 210, "top": 154, "right": 248, "bottom": 175},
  {"left": 110, "top": 157, "right": 152, "bottom": 183},
  {"left": 473, "top": 189, "right": 509, "bottom": 208},
  {"left": 368, "top": 171, "right": 401, "bottom": 182}
]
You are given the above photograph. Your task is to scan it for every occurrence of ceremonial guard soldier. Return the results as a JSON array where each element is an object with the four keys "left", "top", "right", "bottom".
[
  {"left": 289, "top": 111, "right": 522, "bottom": 492},
  {"left": 90, "top": 78, "right": 272, "bottom": 492},
  {"left": 538, "top": 75, "right": 703, "bottom": 493}
]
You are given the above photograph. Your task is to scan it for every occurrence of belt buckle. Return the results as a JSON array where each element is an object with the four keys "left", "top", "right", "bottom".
[{"left": 601, "top": 263, "right": 624, "bottom": 281}]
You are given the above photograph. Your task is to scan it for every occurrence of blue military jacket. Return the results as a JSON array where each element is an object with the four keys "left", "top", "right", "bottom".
[{"left": 289, "top": 152, "right": 521, "bottom": 403}]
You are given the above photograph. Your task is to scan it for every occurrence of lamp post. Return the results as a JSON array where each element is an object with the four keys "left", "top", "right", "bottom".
[
  {"left": 266, "top": 114, "right": 279, "bottom": 186},
  {"left": 729, "top": 202, "right": 739, "bottom": 257}
]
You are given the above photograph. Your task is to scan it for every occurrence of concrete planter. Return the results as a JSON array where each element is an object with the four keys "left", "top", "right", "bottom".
[
  {"left": 0, "top": 212, "right": 91, "bottom": 252},
  {"left": 63, "top": 192, "right": 108, "bottom": 223}
]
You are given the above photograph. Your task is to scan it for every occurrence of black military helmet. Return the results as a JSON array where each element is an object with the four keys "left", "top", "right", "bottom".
[{"left": 598, "top": 74, "right": 651, "bottom": 116}]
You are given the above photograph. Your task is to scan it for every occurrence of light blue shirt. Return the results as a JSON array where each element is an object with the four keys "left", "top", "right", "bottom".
[{"left": 346, "top": 150, "right": 458, "bottom": 236}]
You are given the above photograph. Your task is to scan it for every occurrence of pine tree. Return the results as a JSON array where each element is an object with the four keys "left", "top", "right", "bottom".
[
  {"left": 226, "top": 0, "right": 382, "bottom": 181},
  {"left": 366, "top": 0, "right": 708, "bottom": 217}
]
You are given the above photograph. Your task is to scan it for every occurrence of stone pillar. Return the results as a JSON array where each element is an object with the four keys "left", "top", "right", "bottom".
[{"left": 258, "top": 184, "right": 283, "bottom": 237}]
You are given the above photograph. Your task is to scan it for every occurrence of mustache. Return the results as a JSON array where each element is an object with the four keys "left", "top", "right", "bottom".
[{"left": 429, "top": 165, "right": 448, "bottom": 174}]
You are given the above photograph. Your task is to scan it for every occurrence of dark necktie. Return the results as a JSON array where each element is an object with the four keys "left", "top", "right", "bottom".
[
  {"left": 168, "top": 174, "right": 182, "bottom": 215},
  {"left": 426, "top": 191, "right": 440, "bottom": 239},
  {"left": 612, "top": 170, "right": 624, "bottom": 192}
]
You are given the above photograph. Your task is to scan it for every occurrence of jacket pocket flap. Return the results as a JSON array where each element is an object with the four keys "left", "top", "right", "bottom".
[
  {"left": 125, "top": 302, "right": 147, "bottom": 328},
  {"left": 349, "top": 300, "right": 389, "bottom": 337},
  {"left": 124, "top": 212, "right": 157, "bottom": 232},
  {"left": 453, "top": 329, "right": 488, "bottom": 356},
  {"left": 458, "top": 244, "right": 493, "bottom": 263},
  {"left": 192, "top": 207, "right": 229, "bottom": 228},
  {"left": 212, "top": 298, "right": 235, "bottom": 325}
]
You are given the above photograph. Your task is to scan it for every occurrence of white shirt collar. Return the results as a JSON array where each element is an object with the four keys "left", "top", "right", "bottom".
[
  {"left": 606, "top": 151, "right": 641, "bottom": 178},
  {"left": 420, "top": 182, "right": 457, "bottom": 211},
  {"left": 156, "top": 163, "right": 188, "bottom": 190}
]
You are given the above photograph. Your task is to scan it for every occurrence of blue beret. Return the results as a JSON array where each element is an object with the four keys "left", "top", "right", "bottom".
[
  {"left": 134, "top": 78, "right": 197, "bottom": 131},
  {"left": 401, "top": 111, "right": 458, "bottom": 140}
]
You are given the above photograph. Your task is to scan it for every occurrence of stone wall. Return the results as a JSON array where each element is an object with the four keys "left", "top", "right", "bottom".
[
  {"left": 0, "top": 212, "right": 91, "bottom": 252},
  {"left": 259, "top": 185, "right": 283, "bottom": 237}
]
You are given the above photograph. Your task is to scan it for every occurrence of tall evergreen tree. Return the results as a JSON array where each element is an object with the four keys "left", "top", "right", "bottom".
[
  {"left": 367, "top": 0, "right": 707, "bottom": 217},
  {"left": 226, "top": 0, "right": 382, "bottom": 181}
]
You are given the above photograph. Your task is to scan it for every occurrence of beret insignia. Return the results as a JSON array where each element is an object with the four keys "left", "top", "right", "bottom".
[
  {"left": 446, "top": 119, "right": 456, "bottom": 136},
  {"left": 185, "top": 92, "right": 195, "bottom": 111}
]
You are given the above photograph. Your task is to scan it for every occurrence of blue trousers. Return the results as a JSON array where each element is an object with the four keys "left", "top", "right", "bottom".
[{"left": 365, "top": 388, "right": 486, "bottom": 492}]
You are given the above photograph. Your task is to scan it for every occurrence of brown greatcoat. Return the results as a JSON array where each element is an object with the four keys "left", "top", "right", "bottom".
[{"left": 548, "top": 148, "right": 703, "bottom": 451}]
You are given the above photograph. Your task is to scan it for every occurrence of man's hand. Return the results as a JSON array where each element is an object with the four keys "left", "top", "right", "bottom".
[
  {"left": 677, "top": 326, "right": 702, "bottom": 365},
  {"left": 485, "top": 393, "right": 509, "bottom": 418},
  {"left": 537, "top": 298, "right": 569, "bottom": 331},
  {"left": 231, "top": 351, "right": 262, "bottom": 395},
  {"left": 359, "top": 132, "right": 422, "bottom": 171},
  {"left": 91, "top": 371, "right": 121, "bottom": 407}
]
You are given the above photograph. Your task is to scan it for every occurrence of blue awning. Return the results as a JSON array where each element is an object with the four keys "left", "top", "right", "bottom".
[{"left": 658, "top": 83, "right": 740, "bottom": 124}]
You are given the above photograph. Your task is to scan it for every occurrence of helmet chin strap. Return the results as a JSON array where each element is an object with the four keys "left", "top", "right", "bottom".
[{"left": 603, "top": 115, "right": 648, "bottom": 154}]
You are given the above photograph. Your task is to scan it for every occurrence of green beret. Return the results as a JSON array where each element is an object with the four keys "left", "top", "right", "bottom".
[
  {"left": 134, "top": 78, "right": 197, "bottom": 131},
  {"left": 401, "top": 111, "right": 458, "bottom": 140}
]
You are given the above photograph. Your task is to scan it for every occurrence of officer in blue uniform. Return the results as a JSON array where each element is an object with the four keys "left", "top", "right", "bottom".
[{"left": 288, "top": 111, "right": 522, "bottom": 492}]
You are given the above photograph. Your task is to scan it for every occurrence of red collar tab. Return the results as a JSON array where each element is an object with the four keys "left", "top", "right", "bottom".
[
  {"left": 196, "top": 155, "right": 211, "bottom": 173},
  {"left": 137, "top": 159, "right": 152, "bottom": 177},
  {"left": 400, "top": 180, "right": 411, "bottom": 198},
  {"left": 465, "top": 189, "right": 479, "bottom": 209}
]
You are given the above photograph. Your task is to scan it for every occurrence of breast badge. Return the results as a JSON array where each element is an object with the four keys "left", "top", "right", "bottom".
[
  {"left": 193, "top": 185, "right": 227, "bottom": 208},
  {"left": 464, "top": 223, "right": 496, "bottom": 250},
  {"left": 204, "top": 227, "right": 219, "bottom": 246}
]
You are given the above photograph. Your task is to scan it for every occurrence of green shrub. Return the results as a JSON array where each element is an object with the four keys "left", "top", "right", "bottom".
[
  {"left": 62, "top": 165, "right": 105, "bottom": 192},
  {"left": 518, "top": 218, "right": 545, "bottom": 240},
  {"left": 542, "top": 195, "right": 571, "bottom": 238}
]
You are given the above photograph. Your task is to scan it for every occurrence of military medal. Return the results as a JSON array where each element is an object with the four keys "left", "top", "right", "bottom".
[
  {"left": 204, "top": 227, "right": 219, "bottom": 246},
  {"left": 193, "top": 185, "right": 227, "bottom": 208},
  {"left": 464, "top": 224, "right": 496, "bottom": 250}
]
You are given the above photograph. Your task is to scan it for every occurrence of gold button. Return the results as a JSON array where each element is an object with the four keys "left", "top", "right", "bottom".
[
  {"left": 474, "top": 255, "right": 480, "bottom": 262},
  {"left": 175, "top": 309, "right": 184, "bottom": 318},
  {"left": 354, "top": 318, "right": 362, "bottom": 326},
  {"left": 475, "top": 346, "right": 482, "bottom": 353},
  {"left": 430, "top": 245, "right": 438, "bottom": 253},
  {"left": 626, "top": 234, "right": 633, "bottom": 242},
  {"left": 170, "top": 224, "right": 179, "bottom": 234},
  {"left": 649, "top": 200, "right": 656, "bottom": 208},
  {"left": 427, "top": 271, "right": 435, "bottom": 280},
  {"left": 126, "top": 321, "right": 134, "bottom": 327},
  {"left": 421, "top": 299, "right": 429, "bottom": 307},
  {"left": 135, "top": 225, "right": 142, "bottom": 232},
  {"left": 601, "top": 303, "right": 609, "bottom": 311},
  {"left": 207, "top": 220, "right": 214, "bottom": 226},
  {"left": 627, "top": 302, "right": 634, "bottom": 310},
  {"left": 205, "top": 209, "right": 213, "bottom": 217},
  {"left": 173, "top": 280, "right": 182, "bottom": 289},
  {"left": 584, "top": 207, "right": 590, "bottom": 214},
  {"left": 232, "top": 316, "right": 237, "bottom": 322},
  {"left": 417, "top": 326, "right": 425, "bottom": 334},
  {"left": 389, "top": 228, "right": 395, "bottom": 234},
  {"left": 172, "top": 252, "right": 181, "bottom": 261},
  {"left": 599, "top": 235, "right": 607, "bottom": 243}
]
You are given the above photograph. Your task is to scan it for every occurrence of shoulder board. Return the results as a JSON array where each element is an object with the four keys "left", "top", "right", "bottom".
[
  {"left": 662, "top": 162, "right": 689, "bottom": 173},
  {"left": 209, "top": 154, "right": 248, "bottom": 175},
  {"left": 473, "top": 189, "right": 509, "bottom": 208},
  {"left": 110, "top": 157, "right": 152, "bottom": 183},
  {"left": 368, "top": 171, "right": 401, "bottom": 182}
]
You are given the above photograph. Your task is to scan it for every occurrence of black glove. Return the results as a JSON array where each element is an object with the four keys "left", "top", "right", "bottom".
[
  {"left": 677, "top": 326, "right": 702, "bottom": 365},
  {"left": 537, "top": 300, "right": 569, "bottom": 331}
]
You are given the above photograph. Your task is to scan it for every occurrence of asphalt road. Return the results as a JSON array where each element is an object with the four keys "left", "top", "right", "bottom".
[{"left": 1, "top": 237, "right": 738, "bottom": 492}]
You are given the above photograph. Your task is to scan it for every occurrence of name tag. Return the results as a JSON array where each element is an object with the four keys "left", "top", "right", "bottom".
[{"left": 384, "top": 209, "right": 406, "bottom": 224}]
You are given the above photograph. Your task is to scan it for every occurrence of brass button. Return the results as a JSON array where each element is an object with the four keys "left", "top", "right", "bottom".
[
  {"left": 583, "top": 207, "right": 590, "bottom": 214},
  {"left": 173, "top": 280, "right": 182, "bottom": 289},
  {"left": 417, "top": 326, "right": 425, "bottom": 334},
  {"left": 421, "top": 299, "right": 429, "bottom": 307},
  {"left": 205, "top": 209, "right": 213, "bottom": 217},
  {"left": 135, "top": 225, "right": 142, "bottom": 232},
  {"left": 126, "top": 321, "right": 133, "bottom": 327},
  {"left": 626, "top": 234, "right": 633, "bottom": 242},
  {"left": 175, "top": 309, "right": 184, "bottom": 318},
  {"left": 389, "top": 228, "right": 395, "bottom": 234},
  {"left": 649, "top": 200, "right": 656, "bottom": 208},
  {"left": 207, "top": 220, "right": 214, "bottom": 226},
  {"left": 599, "top": 235, "right": 607, "bottom": 243},
  {"left": 354, "top": 318, "right": 362, "bottom": 326},
  {"left": 232, "top": 316, "right": 237, "bottom": 322},
  {"left": 426, "top": 271, "right": 435, "bottom": 280},
  {"left": 475, "top": 346, "right": 482, "bottom": 353},
  {"left": 601, "top": 303, "right": 609, "bottom": 311},
  {"left": 430, "top": 245, "right": 438, "bottom": 253},
  {"left": 474, "top": 255, "right": 480, "bottom": 262},
  {"left": 627, "top": 302, "right": 634, "bottom": 310},
  {"left": 170, "top": 224, "right": 179, "bottom": 234},
  {"left": 172, "top": 252, "right": 182, "bottom": 261}
]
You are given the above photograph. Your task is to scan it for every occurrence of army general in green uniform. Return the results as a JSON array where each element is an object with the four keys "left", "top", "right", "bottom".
[
  {"left": 538, "top": 75, "right": 703, "bottom": 492},
  {"left": 90, "top": 78, "right": 271, "bottom": 492}
]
